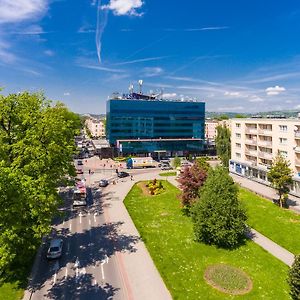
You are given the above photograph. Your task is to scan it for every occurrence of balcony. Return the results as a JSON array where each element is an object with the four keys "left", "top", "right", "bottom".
[
  {"left": 258, "top": 129, "right": 272, "bottom": 136},
  {"left": 295, "top": 159, "right": 300, "bottom": 167},
  {"left": 258, "top": 151, "right": 273, "bottom": 160},
  {"left": 245, "top": 128, "right": 258, "bottom": 134},
  {"left": 295, "top": 131, "right": 300, "bottom": 139},
  {"left": 245, "top": 149, "right": 257, "bottom": 156},
  {"left": 294, "top": 147, "right": 300, "bottom": 153},
  {"left": 245, "top": 139, "right": 257, "bottom": 145},
  {"left": 257, "top": 140, "right": 272, "bottom": 148}
]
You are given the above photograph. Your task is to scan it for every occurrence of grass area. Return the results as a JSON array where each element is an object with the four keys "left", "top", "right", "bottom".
[
  {"left": 124, "top": 181, "right": 290, "bottom": 299},
  {"left": 204, "top": 264, "right": 252, "bottom": 295},
  {"left": 158, "top": 171, "right": 177, "bottom": 177},
  {"left": 239, "top": 188, "right": 300, "bottom": 254},
  {"left": 0, "top": 282, "right": 24, "bottom": 300}
]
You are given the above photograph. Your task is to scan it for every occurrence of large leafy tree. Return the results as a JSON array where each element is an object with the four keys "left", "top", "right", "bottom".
[
  {"left": 177, "top": 160, "right": 209, "bottom": 209},
  {"left": 267, "top": 153, "right": 293, "bottom": 208},
  {"left": 192, "top": 167, "right": 247, "bottom": 249},
  {"left": 215, "top": 125, "right": 231, "bottom": 168},
  {"left": 288, "top": 255, "right": 300, "bottom": 300},
  {"left": 0, "top": 92, "right": 81, "bottom": 277}
]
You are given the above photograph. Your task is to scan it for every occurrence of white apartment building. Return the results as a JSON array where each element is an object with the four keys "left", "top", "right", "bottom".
[
  {"left": 85, "top": 118, "right": 105, "bottom": 138},
  {"left": 230, "top": 118, "right": 300, "bottom": 197},
  {"left": 205, "top": 119, "right": 231, "bottom": 141}
]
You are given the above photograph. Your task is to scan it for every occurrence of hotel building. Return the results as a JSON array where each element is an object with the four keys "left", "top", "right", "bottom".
[{"left": 230, "top": 117, "right": 300, "bottom": 197}]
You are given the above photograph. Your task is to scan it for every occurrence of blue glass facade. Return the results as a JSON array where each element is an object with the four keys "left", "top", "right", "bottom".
[{"left": 106, "top": 99, "right": 205, "bottom": 155}]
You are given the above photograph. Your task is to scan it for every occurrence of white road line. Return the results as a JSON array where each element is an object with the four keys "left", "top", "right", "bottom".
[
  {"left": 65, "top": 267, "right": 68, "bottom": 277},
  {"left": 79, "top": 212, "right": 82, "bottom": 224},
  {"left": 93, "top": 279, "right": 97, "bottom": 286},
  {"left": 88, "top": 211, "right": 90, "bottom": 216},
  {"left": 69, "top": 221, "right": 72, "bottom": 232},
  {"left": 93, "top": 213, "right": 96, "bottom": 223},
  {"left": 88, "top": 219, "right": 91, "bottom": 226},
  {"left": 100, "top": 263, "right": 105, "bottom": 280},
  {"left": 53, "top": 273, "right": 57, "bottom": 285}
]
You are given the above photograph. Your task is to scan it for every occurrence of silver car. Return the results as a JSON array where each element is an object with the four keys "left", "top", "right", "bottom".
[{"left": 46, "top": 238, "right": 63, "bottom": 260}]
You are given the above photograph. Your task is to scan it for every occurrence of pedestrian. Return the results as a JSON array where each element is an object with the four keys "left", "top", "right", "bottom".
[
  {"left": 130, "top": 175, "right": 133, "bottom": 181},
  {"left": 88, "top": 169, "right": 91, "bottom": 175},
  {"left": 116, "top": 168, "right": 118, "bottom": 174}
]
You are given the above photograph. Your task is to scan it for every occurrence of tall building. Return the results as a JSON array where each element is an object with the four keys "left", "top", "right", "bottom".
[
  {"left": 106, "top": 93, "right": 205, "bottom": 157},
  {"left": 230, "top": 118, "right": 300, "bottom": 196}
]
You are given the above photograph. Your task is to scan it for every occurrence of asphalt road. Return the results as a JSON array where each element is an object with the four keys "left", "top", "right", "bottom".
[
  {"left": 26, "top": 180, "right": 130, "bottom": 299},
  {"left": 24, "top": 157, "right": 171, "bottom": 300}
]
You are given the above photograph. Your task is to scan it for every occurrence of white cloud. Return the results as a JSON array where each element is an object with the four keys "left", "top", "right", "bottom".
[
  {"left": 142, "top": 67, "right": 163, "bottom": 77},
  {"left": 162, "top": 93, "right": 177, "bottom": 99},
  {"left": 0, "top": 0, "right": 48, "bottom": 24},
  {"left": 295, "top": 105, "right": 300, "bottom": 110},
  {"left": 265, "top": 85, "right": 286, "bottom": 96},
  {"left": 44, "top": 50, "right": 55, "bottom": 56},
  {"left": 64, "top": 92, "right": 70, "bottom": 96},
  {"left": 0, "top": 39, "right": 16, "bottom": 63},
  {"left": 249, "top": 96, "right": 264, "bottom": 102},
  {"left": 114, "top": 56, "right": 167, "bottom": 66},
  {"left": 78, "top": 64, "right": 125, "bottom": 73},
  {"left": 185, "top": 26, "right": 229, "bottom": 31},
  {"left": 101, "top": 0, "right": 144, "bottom": 16},
  {"left": 224, "top": 91, "right": 241, "bottom": 97}
]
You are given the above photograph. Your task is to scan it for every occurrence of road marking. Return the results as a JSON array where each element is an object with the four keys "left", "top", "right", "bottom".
[
  {"left": 88, "top": 211, "right": 90, "bottom": 216},
  {"left": 65, "top": 267, "right": 68, "bottom": 277},
  {"left": 69, "top": 221, "right": 72, "bottom": 232},
  {"left": 62, "top": 219, "right": 65, "bottom": 225},
  {"left": 53, "top": 272, "right": 57, "bottom": 285},
  {"left": 79, "top": 211, "right": 82, "bottom": 224},
  {"left": 100, "top": 263, "right": 105, "bottom": 280},
  {"left": 88, "top": 219, "right": 91, "bottom": 226},
  {"left": 93, "top": 213, "right": 97, "bottom": 223}
]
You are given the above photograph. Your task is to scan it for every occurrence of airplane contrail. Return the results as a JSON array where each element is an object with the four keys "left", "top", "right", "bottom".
[{"left": 96, "top": 0, "right": 108, "bottom": 64}]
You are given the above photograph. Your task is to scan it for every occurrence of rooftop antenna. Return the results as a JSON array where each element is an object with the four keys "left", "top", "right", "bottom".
[
  {"left": 129, "top": 82, "right": 134, "bottom": 94},
  {"left": 138, "top": 79, "right": 143, "bottom": 94}
]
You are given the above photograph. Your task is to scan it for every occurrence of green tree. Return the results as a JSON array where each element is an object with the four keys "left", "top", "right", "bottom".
[
  {"left": 267, "top": 153, "right": 293, "bottom": 208},
  {"left": 0, "top": 91, "right": 81, "bottom": 277},
  {"left": 196, "top": 157, "right": 211, "bottom": 172},
  {"left": 172, "top": 156, "right": 181, "bottom": 168},
  {"left": 215, "top": 125, "right": 231, "bottom": 168},
  {"left": 288, "top": 255, "right": 300, "bottom": 300},
  {"left": 192, "top": 167, "right": 247, "bottom": 248}
]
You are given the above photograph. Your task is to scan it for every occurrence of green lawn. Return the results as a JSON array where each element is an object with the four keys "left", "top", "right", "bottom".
[
  {"left": 158, "top": 171, "right": 177, "bottom": 177},
  {"left": 239, "top": 188, "right": 300, "bottom": 254},
  {"left": 0, "top": 282, "right": 24, "bottom": 300},
  {"left": 124, "top": 181, "right": 290, "bottom": 300}
]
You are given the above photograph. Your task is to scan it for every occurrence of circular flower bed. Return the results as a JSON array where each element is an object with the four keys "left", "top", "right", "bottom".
[{"left": 204, "top": 264, "right": 252, "bottom": 295}]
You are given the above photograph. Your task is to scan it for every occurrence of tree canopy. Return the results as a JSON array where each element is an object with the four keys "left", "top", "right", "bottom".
[
  {"left": 288, "top": 255, "right": 300, "bottom": 300},
  {"left": 215, "top": 125, "right": 231, "bottom": 168},
  {"left": 192, "top": 167, "right": 247, "bottom": 248},
  {"left": 267, "top": 153, "right": 293, "bottom": 208},
  {"left": 0, "top": 91, "right": 81, "bottom": 278}
]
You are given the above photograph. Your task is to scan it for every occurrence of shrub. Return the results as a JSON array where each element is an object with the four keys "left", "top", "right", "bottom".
[{"left": 288, "top": 254, "right": 300, "bottom": 299}]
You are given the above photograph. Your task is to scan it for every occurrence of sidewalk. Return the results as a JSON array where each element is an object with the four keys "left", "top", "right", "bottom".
[
  {"left": 230, "top": 173, "right": 300, "bottom": 214},
  {"left": 104, "top": 170, "right": 172, "bottom": 300},
  {"left": 162, "top": 174, "right": 295, "bottom": 267}
]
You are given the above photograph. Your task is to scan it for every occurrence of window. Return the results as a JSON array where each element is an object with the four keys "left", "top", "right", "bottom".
[
  {"left": 236, "top": 143, "right": 241, "bottom": 148},
  {"left": 236, "top": 152, "right": 241, "bottom": 158},
  {"left": 236, "top": 133, "right": 241, "bottom": 138},
  {"left": 236, "top": 123, "right": 241, "bottom": 128},
  {"left": 279, "top": 137, "right": 287, "bottom": 145},
  {"left": 279, "top": 125, "right": 288, "bottom": 132}
]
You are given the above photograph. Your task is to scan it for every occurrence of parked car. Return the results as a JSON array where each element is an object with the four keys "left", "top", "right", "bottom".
[
  {"left": 99, "top": 179, "right": 109, "bottom": 187},
  {"left": 76, "top": 168, "right": 83, "bottom": 174},
  {"left": 117, "top": 171, "right": 130, "bottom": 178},
  {"left": 161, "top": 164, "right": 173, "bottom": 170},
  {"left": 77, "top": 160, "right": 83, "bottom": 166},
  {"left": 46, "top": 238, "right": 63, "bottom": 260}
]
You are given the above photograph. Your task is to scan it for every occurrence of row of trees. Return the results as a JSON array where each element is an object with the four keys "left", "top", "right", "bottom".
[{"left": 0, "top": 92, "right": 81, "bottom": 279}]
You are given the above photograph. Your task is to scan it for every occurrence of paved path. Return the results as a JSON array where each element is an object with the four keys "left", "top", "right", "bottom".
[
  {"left": 230, "top": 173, "right": 300, "bottom": 213},
  {"left": 162, "top": 174, "right": 295, "bottom": 267}
]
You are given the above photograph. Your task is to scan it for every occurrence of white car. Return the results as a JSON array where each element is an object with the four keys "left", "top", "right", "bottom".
[{"left": 46, "top": 238, "right": 63, "bottom": 260}]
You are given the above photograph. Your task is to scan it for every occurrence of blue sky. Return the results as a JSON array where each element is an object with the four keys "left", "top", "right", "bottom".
[{"left": 1, "top": 0, "right": 300, "bottom": 114}]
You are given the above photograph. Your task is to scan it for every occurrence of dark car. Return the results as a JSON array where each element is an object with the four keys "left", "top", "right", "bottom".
[
  {"left": 99, "top": 179, "right": 109, "bottom": 187},
  {"left": 77, "top": 160, "right": 83, "bottom": 166},
  {"left": 117, "top": 171, "right": 130, "bottom": 178}
]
